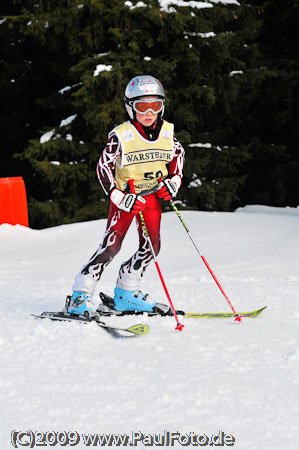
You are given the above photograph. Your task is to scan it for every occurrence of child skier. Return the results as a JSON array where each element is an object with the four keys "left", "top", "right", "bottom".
[{"left": 68, "top": 75, "right": 185, "bottom": 316}]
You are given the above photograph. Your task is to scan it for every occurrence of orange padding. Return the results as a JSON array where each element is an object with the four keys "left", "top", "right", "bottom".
[{"left": 0, "top": 177, "right": 29, "bottom": 227}]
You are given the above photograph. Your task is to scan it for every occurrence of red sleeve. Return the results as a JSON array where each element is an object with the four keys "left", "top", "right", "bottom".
[
  {"left": 168, "top": 134, "right": 185, "bottom": 177},
  {"left": 96, "top": 133, "right": 121, "bottom": 195}
]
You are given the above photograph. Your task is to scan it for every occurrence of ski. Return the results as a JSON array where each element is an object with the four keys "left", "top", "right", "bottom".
[
  {"left": 183, "top": 306, "right": 267, "bottom": 318},
  {"left": 31, "top": 311, "right": 149, "bottom": 337},
  {"left": 98, "top": 292, "right": 267, "bottom": 319}
]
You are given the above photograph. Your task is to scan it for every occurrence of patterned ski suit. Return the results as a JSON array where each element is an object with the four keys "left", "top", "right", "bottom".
[{"left": 72, "top": 119, "right": 185, "bottom": 295}]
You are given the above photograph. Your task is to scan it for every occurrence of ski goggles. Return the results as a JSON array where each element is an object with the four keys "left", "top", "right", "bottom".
[{"left": 132, "top": 98, "right": 164, "bottom": 115}]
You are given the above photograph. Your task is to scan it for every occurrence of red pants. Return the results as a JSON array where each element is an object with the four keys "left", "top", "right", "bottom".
[{"left": 72, "top": 193, "right": 161, "bottom": 293}]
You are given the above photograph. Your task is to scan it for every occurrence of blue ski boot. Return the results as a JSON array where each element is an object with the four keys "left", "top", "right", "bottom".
[
  {"left": 68, "top": 291, "right": 97, "bottom": 316},
  {"left": 114, "top": 287, "right": 156, "bottom": 312}
]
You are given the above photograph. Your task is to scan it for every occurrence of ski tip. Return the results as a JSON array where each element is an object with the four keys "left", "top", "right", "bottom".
[
  {"left": 241, "top": 306, "right": 267, "bottom": 318},
  {"left": 126, "top": 324, "right": 150, "bottom": 335}
]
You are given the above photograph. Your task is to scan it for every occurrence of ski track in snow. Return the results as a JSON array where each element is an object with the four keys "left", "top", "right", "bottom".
[{"left": 1, "top": 209, "right": 299, "bottom": 449}]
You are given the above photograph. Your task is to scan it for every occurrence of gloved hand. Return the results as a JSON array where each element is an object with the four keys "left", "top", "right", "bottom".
[
  {"left": 110, "top": 187, "right": 146, "bottom": 214},
  {"left": 157, "top": 175, "right": 182, "bottom": 201}
]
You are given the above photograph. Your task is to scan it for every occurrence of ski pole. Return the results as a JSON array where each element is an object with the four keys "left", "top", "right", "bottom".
[
  {"left": 128, "top": 179, "right": 184, "bottom": 331},
  {"left": 169, "top": 199, "right": 242, "bottom": 322}
]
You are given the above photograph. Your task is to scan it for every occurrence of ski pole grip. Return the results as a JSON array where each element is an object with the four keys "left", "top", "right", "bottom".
[{"left": 128, "top": 179, "right": 136, "bottom": 194}]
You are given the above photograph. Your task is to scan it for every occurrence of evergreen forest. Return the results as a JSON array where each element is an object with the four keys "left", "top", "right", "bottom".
[{"left": 1, "top": 0, "right": 298, "bottom": 229}]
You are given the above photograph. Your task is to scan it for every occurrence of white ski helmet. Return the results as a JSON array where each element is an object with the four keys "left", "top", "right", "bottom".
[{"left": 124, "top": 75, "right": 165, "bottom": 120}]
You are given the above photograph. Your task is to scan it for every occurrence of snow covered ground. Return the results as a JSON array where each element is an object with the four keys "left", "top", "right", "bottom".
[{"left": 1, "top": 206, "right": 299, "bottom": 449}]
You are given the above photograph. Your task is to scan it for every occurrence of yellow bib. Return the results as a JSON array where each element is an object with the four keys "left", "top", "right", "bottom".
[{"left": 110, "top": 120, "right": 174, "bottom": 194}]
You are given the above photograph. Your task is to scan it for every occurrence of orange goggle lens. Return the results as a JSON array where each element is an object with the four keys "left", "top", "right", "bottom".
[{"left": 133, "top": 99, "right": 163, "bottom": 114}]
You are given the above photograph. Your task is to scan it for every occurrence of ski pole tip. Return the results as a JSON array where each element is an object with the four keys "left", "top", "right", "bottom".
[
  {"left": 175, "top": 323, "right": 184, "bottom": 331},
  {"left": 234, "top": 315, "right": 242, "bottom": 323}
]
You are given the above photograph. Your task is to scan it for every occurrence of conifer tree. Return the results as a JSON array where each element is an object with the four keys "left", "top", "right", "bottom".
[
  {"left": 239, "top": 0, "right": 299, "bottom": 207},
  {"left": 2, "top": 0, "right": 298, "bottom": 228}
]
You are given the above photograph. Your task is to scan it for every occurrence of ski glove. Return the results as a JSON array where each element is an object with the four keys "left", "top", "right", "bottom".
[
  {"left": 110, "top": 187, "right": 146, "bottom": 214},
  {"left": 157, "top": 175, "right": 182, "bottom": 201}
]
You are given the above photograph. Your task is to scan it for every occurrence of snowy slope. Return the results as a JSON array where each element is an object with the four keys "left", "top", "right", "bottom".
[{"left": 1, "top": 208, "right": 299, "bottom": 449}]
